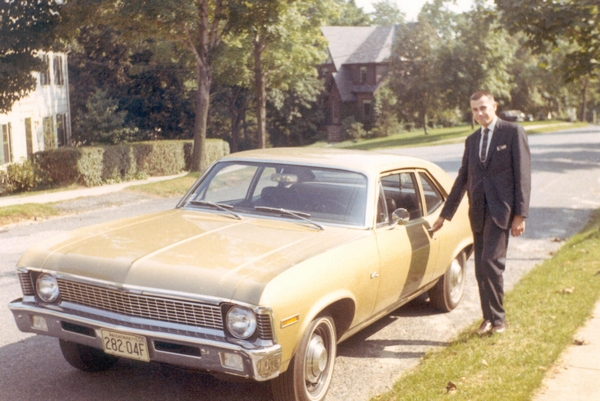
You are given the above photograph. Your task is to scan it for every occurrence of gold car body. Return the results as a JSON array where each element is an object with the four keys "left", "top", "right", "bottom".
[{"left": 10, "top": 148, "right": 472, "bottom": 383}]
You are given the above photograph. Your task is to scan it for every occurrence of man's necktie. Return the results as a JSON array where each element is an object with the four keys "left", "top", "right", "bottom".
[{"left": 480, "top": 128, "right": 490, "bottom": 162}]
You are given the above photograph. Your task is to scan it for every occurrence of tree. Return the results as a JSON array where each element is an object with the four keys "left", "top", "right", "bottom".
[
  {"left": 435, "top": 3, "right": 514, "bottom": 123},
  {"left": 68, "top": 25, "right": 194, "bottom": 142},
  {"left": 389, "top": 18, "right": 445, "bottom": 134},
  {"left": 72, "top": 89, "right": 137, "bottom": 145},
  {"left": 371, "top": 0, "right": 405, "bottom": 26},
  {"left": 0, "top": 0, "right": 61, "bottom": 113},
  {"left": 230, "top": 0, "right": 333, "bottom": 148},
  {"left": 390, "top": 0, "right": 464, "bottom": 135},
  {"left": 62, "top": 0, "right": 234, "bottom": 171},
  {"left": 496, "top": 0, "right": 600, "bottom": 120},
  {"left": 328, "top": 0, "right": 370, "bottom": 26}
]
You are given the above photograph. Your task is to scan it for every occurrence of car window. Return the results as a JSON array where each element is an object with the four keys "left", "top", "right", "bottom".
[
  {"left": 376, "top": 184, "right": 389, "bottom": 224},
  {"left": 380, "top": 172, "right": 422, "bottom": 221},
  {"left": 202, "top": 164, "right": 258, "bottom": 203},
  {"left": 187, "top": 162, "right": 369, "bottom": 226},
  {"left": 418, "top": 172, "right": 444, "bottom": 215}
]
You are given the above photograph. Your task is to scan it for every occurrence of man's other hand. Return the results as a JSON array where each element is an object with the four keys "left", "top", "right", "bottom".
[{"left": 511, "top": 215, "right": 526, "bottom": 237}]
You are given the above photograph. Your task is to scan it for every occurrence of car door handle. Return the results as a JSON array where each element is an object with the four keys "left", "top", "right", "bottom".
[{"left": 370, "top": 272, "right": 379, "bottom": 279}]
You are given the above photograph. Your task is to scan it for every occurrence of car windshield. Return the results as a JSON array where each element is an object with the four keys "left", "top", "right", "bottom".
[{"left": 183, "top": 161, "right": 369, "bottom": 226}]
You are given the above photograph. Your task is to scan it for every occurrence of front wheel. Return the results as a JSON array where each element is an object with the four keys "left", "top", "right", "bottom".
[
  {"left": 271, "top": 315, "right": 337, "bottom": 401},
  {"left": 59, "top": 339, "right": 119, "bottom": 371},
  {"left": 429, "top": 252, "right": 466, "bottom": 312}
]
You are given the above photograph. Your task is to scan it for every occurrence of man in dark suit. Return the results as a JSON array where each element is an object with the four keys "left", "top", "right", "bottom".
[{"left": 431, "top": 90, "right": 531, "bottom": 335}]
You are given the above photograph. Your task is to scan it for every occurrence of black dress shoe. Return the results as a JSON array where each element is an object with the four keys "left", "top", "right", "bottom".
[
  {"left": 477, "top": 320, "right": 492, "bottom": 335},
  {"left": 492, "top": 322, "right": 508, "bottom": 334}
]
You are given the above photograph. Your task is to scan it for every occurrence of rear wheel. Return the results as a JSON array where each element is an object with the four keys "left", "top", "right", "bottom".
[
  {"left": 59, "top": 339, "right": 119, "bottom": 371},
  {"left": 271, "top": 315, "right": 336, "bottom": 401},
  {"left": 429, "top": 252, "right": 466, "bottom": 312}
]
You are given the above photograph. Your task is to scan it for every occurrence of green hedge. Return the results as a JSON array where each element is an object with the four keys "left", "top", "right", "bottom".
[{"left": 29, "top": 139, "right": 229, "bottom": 189}]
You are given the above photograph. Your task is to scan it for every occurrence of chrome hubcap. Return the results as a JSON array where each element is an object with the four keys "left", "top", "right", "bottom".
[
  {"left": 449, "top": 258, "right": 464, "bottom": 302},
  {"left": 305, "top": 334, "right": 328, "bottom": 384}
]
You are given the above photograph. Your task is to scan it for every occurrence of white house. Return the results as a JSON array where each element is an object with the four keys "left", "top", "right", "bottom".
[{"left": 0, "top": 51, "right": 71, "bottom": 166}]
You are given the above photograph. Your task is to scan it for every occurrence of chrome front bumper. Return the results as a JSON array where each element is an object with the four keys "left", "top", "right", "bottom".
[{"left": 9, "top": 298, "right": 282, "bottom": 381}]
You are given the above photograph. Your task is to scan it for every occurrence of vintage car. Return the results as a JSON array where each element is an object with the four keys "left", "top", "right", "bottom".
[{"left": 9, "top": 148, "right": 473, "bottom": 401}]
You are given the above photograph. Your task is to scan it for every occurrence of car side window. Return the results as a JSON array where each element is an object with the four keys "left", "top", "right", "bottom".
[
  {"left": 376, "top": 184, "right": 389, "bottom": 224},
  {"left": 380, "top": 172, "right": 423, "bottom": 221},
  {"left": 418, "top": 172, "right": 444, "bottom": 215}
]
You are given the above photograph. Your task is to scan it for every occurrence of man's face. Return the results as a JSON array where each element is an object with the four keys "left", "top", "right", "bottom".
[{"left": 470, "top": 95, "right": 497, "bottom": 127}]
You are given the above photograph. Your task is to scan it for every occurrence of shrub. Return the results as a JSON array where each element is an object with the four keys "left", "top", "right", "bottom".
[
  {"left": 0, "top": 160, "right": 52, "bottom": 195},
  {"left": 133, "top": 141, "right": 187, "bottom": 176},
  {"left": 6, "top": 160, "right": 37, "bottom": 192},
  {"left": 342, "top": 117, "right": 368, "bottom": 141},
  {"left": 31, "top": 139, "right": 229, "bottom": 189},
  {"left": 1, "top": 140, "right": 229, "bottom": 195},
  {"left": 102, "top": 145, "right": 140, "bottom": 183},
  {"left": 35, "top": 147, "right": 104, "bottom": 187}
]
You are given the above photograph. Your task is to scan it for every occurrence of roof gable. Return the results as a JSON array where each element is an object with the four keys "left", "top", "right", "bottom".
[{"left": 322, "top": 26, "right": 396, "bottom": 70}]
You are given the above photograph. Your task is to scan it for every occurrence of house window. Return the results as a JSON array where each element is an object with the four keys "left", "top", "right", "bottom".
[
  {"left": 43, "top": 116, "right": 56, "bottom": 149},
  {"left": 25, "top": 118, "right": 34, "bottom": 159},
  {"left": 321, "top": 67, "right": 328, "bottom": 79},
  {"left": 1, "top": 123, "right": 13, "bottom": 164},
  {"left": 363, "top": 100, "right": 372, "bottom": 118},
  {"left": 56, "top": 113, "right": 68, "bottom": 146},
  {"left": 40, "top": 54, "right": 51, "bottom": 86},
  {"left": 360, "top": 66, "right": 367, "bottom": 84},
  {"left": 54, "top": 55, "right": 64, "bottom": 86}
]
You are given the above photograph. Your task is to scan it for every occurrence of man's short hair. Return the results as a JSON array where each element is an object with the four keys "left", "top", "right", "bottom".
[{"left": 470, "top": 91, "right": 495, "bottom": 102}]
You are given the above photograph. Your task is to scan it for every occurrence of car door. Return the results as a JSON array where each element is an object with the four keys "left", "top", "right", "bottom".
[
  {"left": 373, "top": 170, "right": 439, "bottom": 311},
  {"left": 415, "top": 170, "right": 445, "bottom": 284}
]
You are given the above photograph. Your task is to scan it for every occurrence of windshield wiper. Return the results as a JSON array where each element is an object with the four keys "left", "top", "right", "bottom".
[
  {"left": 189, "top": 200, "right": 243, "bottom": 220},
  {"left": 254, "top": 206, "right": 324, "bottom": 231}
]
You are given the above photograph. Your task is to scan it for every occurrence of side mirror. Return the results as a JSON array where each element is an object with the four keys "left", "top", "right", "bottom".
[{"left": 388, "top": 208, "right": 410, "bottom": 229}]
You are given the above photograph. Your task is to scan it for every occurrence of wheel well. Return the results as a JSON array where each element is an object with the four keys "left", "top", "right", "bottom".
[
  {"left": 319, "top": 298, "right": 355, "bottom": 340},
  {"left": 463, "top": 244, "right": 474, "bottom": 260}
]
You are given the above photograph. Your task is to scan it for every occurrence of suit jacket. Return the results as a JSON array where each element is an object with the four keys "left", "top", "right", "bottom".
[{"left": 441, "top": 119, "right": 531, "bottom": 232}]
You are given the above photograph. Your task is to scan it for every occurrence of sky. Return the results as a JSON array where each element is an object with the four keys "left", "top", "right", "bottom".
[{"left": 354, "top": 0, "right": 478, "bottom": 22}]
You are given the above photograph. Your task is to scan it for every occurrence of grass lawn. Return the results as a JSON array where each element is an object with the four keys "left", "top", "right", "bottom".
[
  {"left": 372, "top": 209, "right": 600, "bottom": 401},
  {"left": 0, "top": 203, "right": 60, "bottom": 226},
  {"left": 309, "top": 120, "right": 589, "bottom": 151},
  {"left": 126, "top": 172, "right": 201, "bottom": 197}
]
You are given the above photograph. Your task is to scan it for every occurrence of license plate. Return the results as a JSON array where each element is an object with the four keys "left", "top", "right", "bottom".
[{"left": 101, "top": 329, "right": 150, "bottom": 362}]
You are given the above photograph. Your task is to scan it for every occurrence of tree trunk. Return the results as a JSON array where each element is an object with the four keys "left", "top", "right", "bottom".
[
  {"left": 423, "top": 113, "right": 429, "bottom": 135},
  {"left": 581, "top": 75, "right": 589, "bottom": 122},
  {"left": 230, "top": 108, "right": 240, "bottom": 153},
  {"left": 191, "top": 61, "right": 212, "bottom": 172},
  {"left": 253, "top": 33, "right": 267, "bottom": 149}
]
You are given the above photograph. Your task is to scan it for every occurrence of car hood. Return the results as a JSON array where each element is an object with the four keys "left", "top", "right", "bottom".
[{"left": 20, "top": 209, "right": 368, "bottom": 303}]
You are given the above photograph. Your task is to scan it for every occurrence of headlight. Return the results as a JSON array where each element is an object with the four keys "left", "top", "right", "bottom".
[
  {"left": 36, "top": 274, "right": 60, "bottom": 303},
  {"left": 226, "top": 306, "right": 257, "bottom": 339}
]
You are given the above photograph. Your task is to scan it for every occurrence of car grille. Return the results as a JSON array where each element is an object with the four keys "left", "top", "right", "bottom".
[
  {"left": 57, "top": 279, "right": 224, "bottom": 330},
  {"left": 18, "top": 272, "right": 35, "bottom": 296}
]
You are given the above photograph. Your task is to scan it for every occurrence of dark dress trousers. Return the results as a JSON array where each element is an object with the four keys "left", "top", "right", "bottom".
[{"left": 440, "top": 119, "right": 531, "bottom": 326}]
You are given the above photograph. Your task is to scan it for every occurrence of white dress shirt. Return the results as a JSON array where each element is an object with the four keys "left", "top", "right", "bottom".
[{"left": 479, "top": 117, "right": 498, "bottom": 161}]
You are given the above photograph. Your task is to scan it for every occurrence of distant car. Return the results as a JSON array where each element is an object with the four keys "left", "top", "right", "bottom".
[
  {"left": 9, "top": 148, "right": 473, "bottom": 401},
  {"left": 499, "top": 110, "right": 530, "bottom": 122}
]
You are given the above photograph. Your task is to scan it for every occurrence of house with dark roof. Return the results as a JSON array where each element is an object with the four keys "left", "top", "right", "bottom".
[{"left": 318, "top": 26, "right": 396, "bottom": 142}]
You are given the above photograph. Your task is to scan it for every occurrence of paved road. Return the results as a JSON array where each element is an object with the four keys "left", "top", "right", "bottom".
[{"left": 1, "top": 126, "right": 599, "bottom": 401}]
